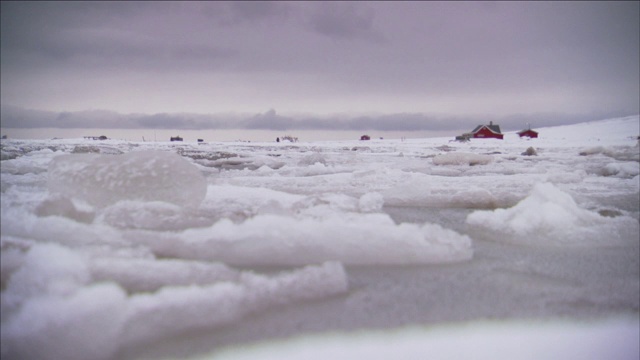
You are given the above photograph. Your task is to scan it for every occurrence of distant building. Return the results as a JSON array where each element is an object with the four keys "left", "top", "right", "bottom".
[
  {"left": 469, "top": 121, "right": 503, "bottom": 139},
  {"left": 170, "top": 136, "right": 183, "bottom": 142},
  {"left": 360, "top": 135, "right": 371, "bottom": 141},
  {"left": 517, "top": 128, "right": 539, "bottom": 138}
]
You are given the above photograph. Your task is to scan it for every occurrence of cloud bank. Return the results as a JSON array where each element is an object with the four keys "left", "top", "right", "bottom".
[{"left": 1, "top": 105, "right": 631, "bottom": 133}]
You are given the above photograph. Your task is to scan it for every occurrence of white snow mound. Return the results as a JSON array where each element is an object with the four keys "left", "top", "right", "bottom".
[{"left": 466, "top": 182, "right": 639, "bottom": 246}]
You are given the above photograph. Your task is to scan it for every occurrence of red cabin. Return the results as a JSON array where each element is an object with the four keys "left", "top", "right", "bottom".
[
  {"left": 517, "top": 129, "right": 539, "bottom": 138},
  {"left": 470, "top": 121, "right": 503, "bottom": 140}
]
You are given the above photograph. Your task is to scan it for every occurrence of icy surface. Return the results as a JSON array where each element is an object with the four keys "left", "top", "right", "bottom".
[
  {"left": 1, "top": 115, "right": 639, "bottom": 359},
  {"left": 210, "top": 317, "right": 640, "bottom": 360}
]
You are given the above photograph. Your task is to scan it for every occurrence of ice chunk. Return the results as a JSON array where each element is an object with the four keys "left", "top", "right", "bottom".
[
  {"left": 1, "top": 243, "right": 90, "bottom": 313},
  {"left": 466, "top": 183, "right": 639, "bottom": 246},
  {"left": 450, "top": 187, "right": 498, "bottom": 209},
  {"left": 99, "top": 200, "right": 213, "bottom": 230},
  {"left": 35, "top": 195, "right": 95, "bottom": 223},
  {"left": 1, "top": 206, "right": 132, "bottom": 249},
  {"left": 120, "top": 261, "right": 348, "bottom": 347},
  {"left": 1, "top": 243, "right": 348, "bottom": 358},
  {"left": 47, "top": 150, "right": 207, "bottom": 208},
  {"left": 0, "top": 247, "right": 25, "bottom": 290},
  {"left": 433, "top": 153, "right": 493, "bottom": 166},
  {"left": 1, "top": 150, "right": 19, "bottom": 161},
  {"left": 90, "top": 257, "right": 240, "bottom": 293},
  {"left": 298, "top": 152, "right": 327, "bottom": 166},
  {"left": 546, "top": 170, "right": 587, "bottom": 184},
  {"left": 0, "top": 158, "right": 49, "bottom": 175},
  {"left": 600, "top": 162, "right": 640, "bottom": 178},
  {"left": 1, "top": 283, "right": 128, "bottom": 360},
  {"left": 129, "top": 213, "right": 473, "bottom": 266},
  {"left": 359, "top": 192, "right": 384, "bottom": 212},
  {"left": 202, "top": 185, "right": 305, "bottom": 219},
  {"left": 579, "top": 146, "right": 612, "bottom": 156},
  {"left": 383, "top": 180, "right": 499, "bottom": 209},
  {"left": 382, "top": 177, "right": 432, "bottom": 206},
  {"left": 71, "top": 145, "right": 123, "bottom": 155},
  {"left": 1, "top": 245, "right": 126, "bottom": 360}
]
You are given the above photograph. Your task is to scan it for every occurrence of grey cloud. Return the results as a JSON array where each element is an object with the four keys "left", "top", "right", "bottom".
[
  {"left": 2, "top": 106, "right": 630, "bottom": 134},
  {"left": 226, "top": 2, "right": 290, "bottom": 23},
  {"left": 0, "top": 106, "right": 237, "bottom": 130},
  {"left": 1, "top": 2, "right": 237, "bottom": 72},
  {"left": 242, "top": 109, "right": 295, "bottom": 130},
  {"left": 0, "top": 106, "right": 57, "bottom": 129},
  {"left": 0, "top": 2, "right": 637, "bottom": 120},
  {"left": 307, "top": 2, "right": 384, "bottom": 42}
]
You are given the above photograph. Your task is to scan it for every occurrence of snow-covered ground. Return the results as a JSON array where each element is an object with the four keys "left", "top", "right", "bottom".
[{"left": 1, "top": 115, "right": 639, "bottom": 360}]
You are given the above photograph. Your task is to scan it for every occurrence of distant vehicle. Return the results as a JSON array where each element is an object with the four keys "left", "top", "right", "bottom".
[
  {"left": 170, "top": 136, "right": 183, "bottom": 142},
  {"left": 84, "top": 135, "right": 108, "bottom": 140},
  {"left": 360, "top": 135, "right": 370, "bottom": 141}
]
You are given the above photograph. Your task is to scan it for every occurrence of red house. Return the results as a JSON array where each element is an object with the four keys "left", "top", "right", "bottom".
[
  {"left": 517, "top": 129, "right": 539, "bottom": 138},
  {"left": 470, "top": 121, "right": 503, "bottom": 139}
]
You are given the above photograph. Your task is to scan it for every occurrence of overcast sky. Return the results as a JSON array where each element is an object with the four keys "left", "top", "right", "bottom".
[{"left": 1, "top": 1, "right": 638, "bottom": 132}]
